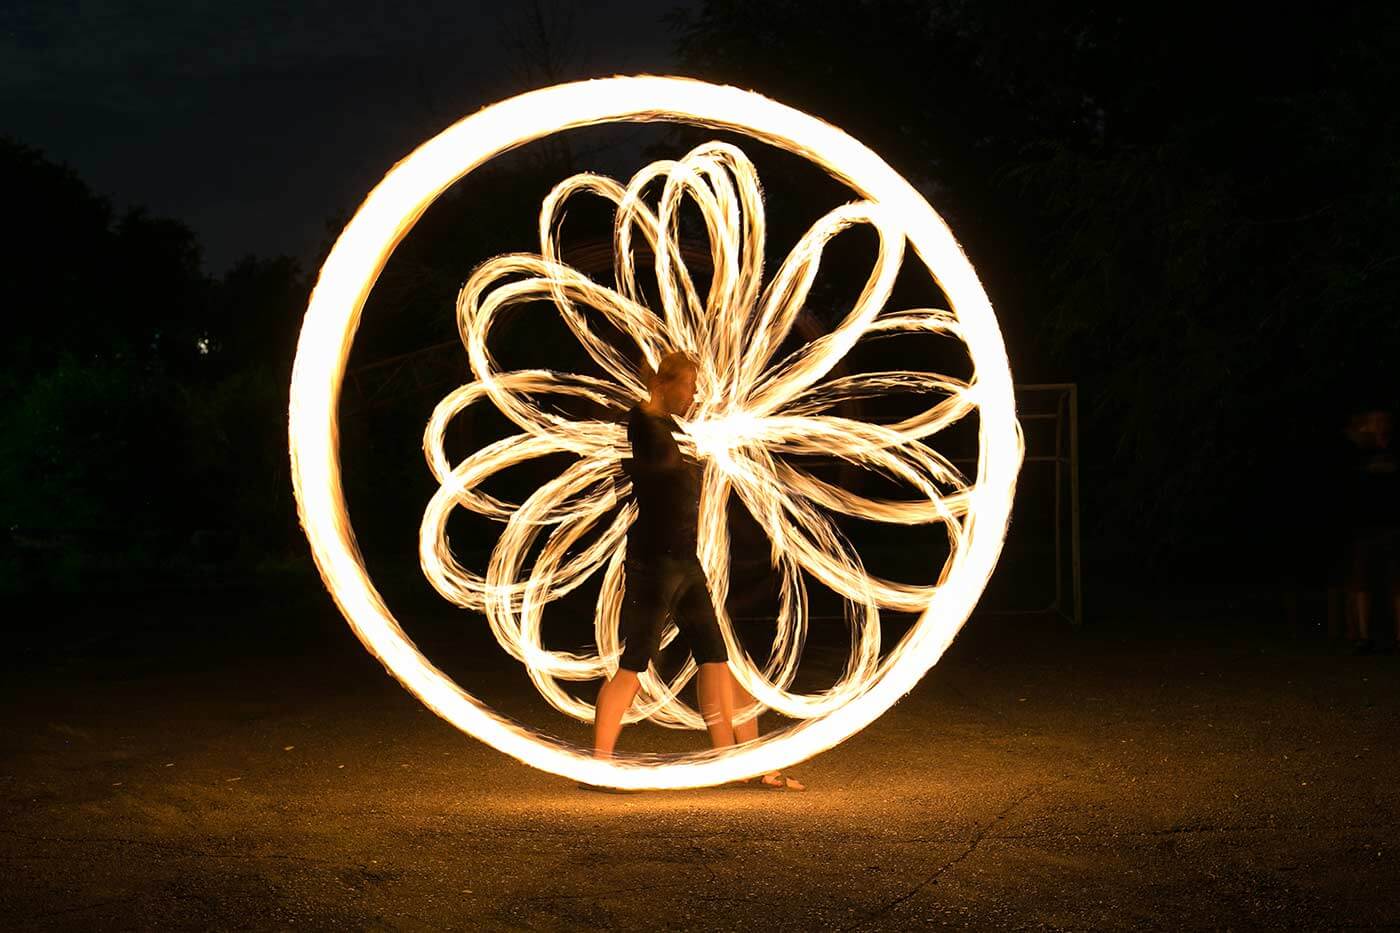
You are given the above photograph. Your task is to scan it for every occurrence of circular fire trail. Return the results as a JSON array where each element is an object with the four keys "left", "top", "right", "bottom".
[{"left": 289, "top": 76, "right": 1022, "bottom": 789}]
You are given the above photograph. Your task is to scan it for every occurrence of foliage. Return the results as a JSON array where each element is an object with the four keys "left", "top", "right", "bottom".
[
  {"left": 671, "top": 1, "right": 1400, "bottom": 574},
  {"left": 1, "top": 139, "right": 311, "bottom": 592}
]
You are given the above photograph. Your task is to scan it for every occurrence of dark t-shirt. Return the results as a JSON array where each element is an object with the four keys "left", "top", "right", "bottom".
[
  {"left": 1347, "top": 445, "right": 1400, "bottom": 531},
  {"left": 623, "top": 405, "right": 701, "bottom": 558}
]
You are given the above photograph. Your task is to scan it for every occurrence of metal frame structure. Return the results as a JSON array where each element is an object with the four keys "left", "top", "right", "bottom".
[{"left": 1006, "top": 383, "right": 1083, "bottom": 626}]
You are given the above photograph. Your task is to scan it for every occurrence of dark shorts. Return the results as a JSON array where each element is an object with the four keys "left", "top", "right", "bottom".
[
  {"left": 1347, "top": 528, "right": 1400, "bottom": 593},
  {"left": 618, "top": 554, "right": 729, "bottom": 672}
]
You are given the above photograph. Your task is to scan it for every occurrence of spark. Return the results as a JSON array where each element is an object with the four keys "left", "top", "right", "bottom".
[{"left": 289, "top": 76, "right": 1022, "bottom": 789}]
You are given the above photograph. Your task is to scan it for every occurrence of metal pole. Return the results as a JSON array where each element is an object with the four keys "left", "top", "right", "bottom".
[
  {"left": 1069, "top": 383, "right": 1084, "bottom": 626},
  {"left": 1053, "top": 387, "right": 1065, "bottom": 619}
]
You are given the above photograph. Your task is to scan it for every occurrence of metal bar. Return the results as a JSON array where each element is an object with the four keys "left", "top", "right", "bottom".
[
  {"left": 1069, "top": 382, "right": 1083, "bottom": 626},
  {"left": 1053, "top": 386, "right": 1065, "bottom": 617}
]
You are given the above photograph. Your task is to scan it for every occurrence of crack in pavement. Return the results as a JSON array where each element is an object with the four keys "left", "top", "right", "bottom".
[
  {"left": 522, "top": 842, "right": 724, "bottom": 908},
  {"left": 843, "top": 777, "right": 1065, "bottom": 931},
  {"left": 995, "top": 823, "right": 1269, "bottom": 842}
]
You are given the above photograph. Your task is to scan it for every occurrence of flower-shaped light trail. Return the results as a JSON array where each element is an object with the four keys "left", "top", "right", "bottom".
[
  {"left": 288, "top": 76, "right": 1022, "bottom": 789},
  {"left": 423, "top": 141, "right": 978, "bottom": 733}
]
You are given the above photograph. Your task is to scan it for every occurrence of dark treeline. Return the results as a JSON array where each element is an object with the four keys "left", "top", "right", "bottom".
[
  {"left": 1, "top": 137, "right": 310, "bottom": 592},
  {"left": 3, "top": 1, "right": 1397, "bottom": 598},
  {"left": 670, "top": 1, "right": 1400, "bottom": 582}
]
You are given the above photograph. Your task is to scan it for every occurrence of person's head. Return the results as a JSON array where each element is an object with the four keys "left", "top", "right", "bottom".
[
  {"left": 644, "top": 351, "right": 698, "bottom": 416},
  {"left": 1351, "top": 409, "right": 1394, "bottom": 450}
]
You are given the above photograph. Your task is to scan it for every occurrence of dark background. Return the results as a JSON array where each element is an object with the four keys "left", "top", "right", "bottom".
[{"left": 4, "top": 0, "right": 1397, "bottom": 618}]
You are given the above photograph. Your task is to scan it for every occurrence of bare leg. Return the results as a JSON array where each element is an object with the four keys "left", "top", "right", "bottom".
[
  {"left": 696, "top": 662, "right": 737, "bottom": 749},
  {"left": 728, "top": 670, "right": 805, "bottom": 790},
  {"left": 593, "top": 669, "right": 641, "bottom": 759},
  {"left": 731, "top": 671, "right": 759, "bottom": 744},
  {"left": 1353, "top": 590, "right": 1372, "bottom": 644}
]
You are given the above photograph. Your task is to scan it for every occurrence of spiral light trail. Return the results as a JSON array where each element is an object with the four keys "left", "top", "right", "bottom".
[{"left": 289, "top": 76, "right": 1022, "bottom": 789}]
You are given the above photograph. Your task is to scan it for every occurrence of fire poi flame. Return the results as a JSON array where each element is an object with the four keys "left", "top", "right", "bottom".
[{"left": 289, "top": 76, "right": 1022, "bottom": 789}]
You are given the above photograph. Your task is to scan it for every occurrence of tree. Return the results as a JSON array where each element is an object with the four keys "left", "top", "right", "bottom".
[
  {"left": 670, "top": 1, "right": 1400, "bottom": 576},
  {"left": 1, "top": 141, "right": 313, "bottom": 590}
]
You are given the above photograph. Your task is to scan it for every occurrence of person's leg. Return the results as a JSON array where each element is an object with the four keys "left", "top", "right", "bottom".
[
  {"left": 594, "top": 559, "right": 674, "bottom": 759},
  {"left": 673, "top": 563, "right": 737, "bottom": 750},
  {"left": 696, "top": 662, "right": 737, "bottom": 749},
  {"left": 1352, "top": 590, "right": 1372, "bottom": 643},
  {"left": 674, "top": 563, "right": 803, "bottom": 787},
  {"left": 727, "top": 671, "right": 805, "bottom": 789},
  {"left": 593, "top": 669, "right": 641, "bottom": 759},
  {"left": 731, "top": 671, "right": 759, "bottom": 744}
]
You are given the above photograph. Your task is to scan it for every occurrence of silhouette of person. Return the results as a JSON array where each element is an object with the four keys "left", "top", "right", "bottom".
[
  {"left": 590, "top": 351, "right": 803, "bottom": 790},
  {"left": 1342, "top": 404, "right": 1400, "bottom": 652}
]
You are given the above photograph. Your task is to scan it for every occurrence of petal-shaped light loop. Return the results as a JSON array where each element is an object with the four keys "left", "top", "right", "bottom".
[{"left": 288, "top": 76, "right": 1022, "bottom": 790}]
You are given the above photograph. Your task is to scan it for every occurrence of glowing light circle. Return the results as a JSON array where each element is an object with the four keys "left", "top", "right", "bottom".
[{"left": 289, "top": 75, "right": 1021, "bottom": 790}]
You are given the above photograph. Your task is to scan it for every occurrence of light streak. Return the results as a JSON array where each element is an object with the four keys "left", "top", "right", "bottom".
[{"left": 289, "top": 76, "right": 1022, "bottom": 789}]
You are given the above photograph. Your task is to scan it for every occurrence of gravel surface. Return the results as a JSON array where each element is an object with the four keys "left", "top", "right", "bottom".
[{"left": 3, "top": 590, "right": 1399, "bottom": 930}]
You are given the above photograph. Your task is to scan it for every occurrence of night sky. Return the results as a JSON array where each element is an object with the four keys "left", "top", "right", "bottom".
[{"left": 3, "top": 0, "right": 694, "bottom": 273}]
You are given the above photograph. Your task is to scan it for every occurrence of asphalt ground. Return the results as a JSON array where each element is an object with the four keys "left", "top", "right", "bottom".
[{"left": 3, "top": 587, "right": 1400, "bottom": 930}]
